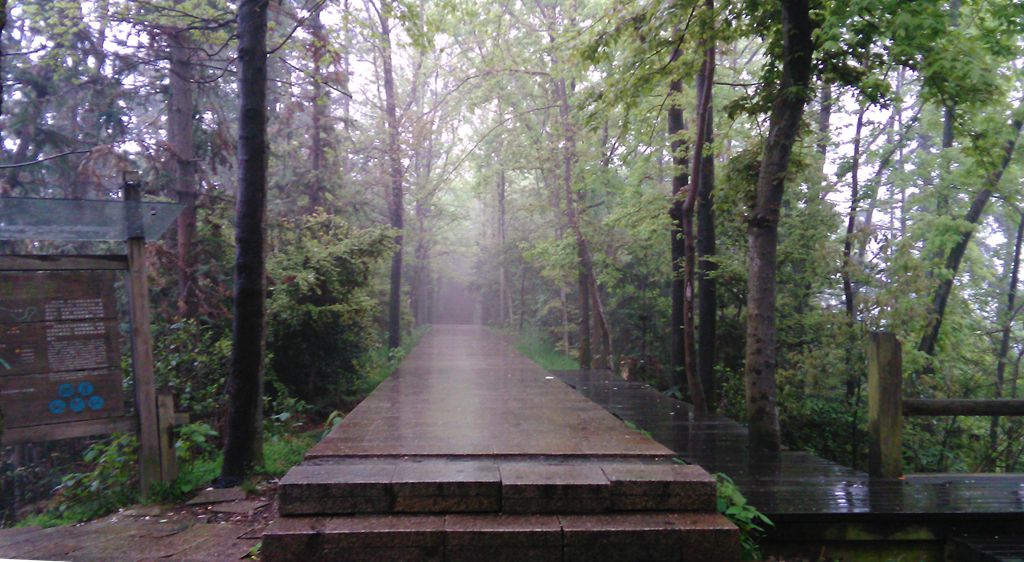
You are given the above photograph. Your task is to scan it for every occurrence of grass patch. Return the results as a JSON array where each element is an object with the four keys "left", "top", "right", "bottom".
[
  {"left": 504, "top": 325, "right": 579, "bottom": 371},
  {"left": 256, "top": 431, "right": 319, "bottom": 478}
]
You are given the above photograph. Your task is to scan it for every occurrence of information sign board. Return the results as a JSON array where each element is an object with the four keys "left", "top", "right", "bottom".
[{"left": 0, "top": 271, "right": 124, "bottom": 428}]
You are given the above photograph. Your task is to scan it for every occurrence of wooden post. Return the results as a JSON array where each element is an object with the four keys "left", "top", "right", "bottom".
[
  {"left": 868, "top": 332, "right": 903, "bottom": 478},
  {"left": 124, "top": 172, "right": 162, "bottom": 497},
  {"left": 157, "top": 393, "right": 178, "bottom": 482}
]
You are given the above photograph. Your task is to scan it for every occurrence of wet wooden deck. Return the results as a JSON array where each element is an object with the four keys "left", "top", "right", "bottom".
[{"left": 551, "top": 369, "right": 1024, "bottom": 559}]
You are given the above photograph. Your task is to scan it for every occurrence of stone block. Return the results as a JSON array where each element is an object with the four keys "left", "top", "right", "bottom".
[
  {"left": 392, "top": 460, "right": 500, "bottom": 513},
  {"left": 500, "top": 463, "right": 610, "bottom": 514},
  {"left": 601, "top": 463, "right": 716, "bottom": 511}
]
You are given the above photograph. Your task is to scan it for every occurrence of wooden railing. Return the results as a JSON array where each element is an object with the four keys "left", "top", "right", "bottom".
[{"left": 867, "top": 332, "right": 1024, "bottom": 477}]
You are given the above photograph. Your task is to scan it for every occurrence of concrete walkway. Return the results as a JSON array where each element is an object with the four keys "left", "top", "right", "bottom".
[
  {"left": 308, "top": 324, "right": 672, "bottom": 459},
  {"left": 265, "top": 325, "right": 738, "bottom": 561}
]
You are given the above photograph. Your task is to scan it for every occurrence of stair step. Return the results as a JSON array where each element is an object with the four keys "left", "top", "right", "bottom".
[
  {"left": 278, "top": 459, "right": 714, "bottom": 515},
  {"left": 262, "top": 513, "right": 740, "bottom": 562}
]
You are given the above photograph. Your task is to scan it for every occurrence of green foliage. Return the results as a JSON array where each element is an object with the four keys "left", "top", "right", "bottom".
[
  {"left": 51, "top": 434, "right": 140, "bottom": 524},
  {"left": 322, "top": 410, "right": 346, "bottom": 439},
  {"left": 267, "top": 212, "right": 396, "bottom": 412},
  {"left": 263, "top": 377, "right": 312, "bottom": 436},
  {"left": 509, "top": 325, "right": 579, "bottom": 371},
  {"left": 255, "top": 432, "right": 319, "bottom": 478},
  {"left": 153, "top": 320, "right": 232, "bottom": 421},
  {"left": 716, "top": 473, "right": 773, "bottom": 560}
]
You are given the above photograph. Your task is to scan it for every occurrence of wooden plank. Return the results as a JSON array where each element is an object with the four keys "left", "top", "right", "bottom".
[
  {"left": 868, "top": 332, "right": 903, "bottom": 478},
  {"left": 125, "top": 179, "right": 162, "bottom": 498},
  {"left": 157, "top": 393, "right": 178, "bottom": 482},
  {"left": 2, "top": 415, "right": 136, "bottom": 445},
  {"left": 904, "top": 399, "right": 1024, "bottom": 416},
  {"left": 0, "top": 254, "right": 128, "bottom": 271},
  {"left": 0, "top": 319, "right": 119, "bottom": 377},
  {"left": 0, "top": 270, "right": 117, "bottom": 323},
  {"left": 0, "top": 369, "right": 125, "bottom": 429}
]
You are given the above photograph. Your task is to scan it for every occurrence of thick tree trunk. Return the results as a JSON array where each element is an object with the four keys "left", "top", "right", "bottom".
[
  {"left": 168, "top": 30, "right": 198, "bottom": 318},
  {"left": 0, "top": 0, "right": 5, "bottom": 445},
  {"left": 696, "top": 40, "right": 718, "bottom": 408},
  {"left": 554, "top": 76, "right": 599, "bottom": 368},
  {"left": 680, "top": 33, "right": 715, "bottom": 414},
  {"left": 668, "top": 75, "right": 689, "bottom": 392},
  {"left": 220, "top": 0, "right": 269, "bottom": 484},
  {"left": 918, "top": 113, "right": 1024, "bottom": 358},
  {"left": 380, "top": 2, "right": 404, "bottom": 349},
  {"left": 744, "top": 0, "right": 815, "bottom": 452}
]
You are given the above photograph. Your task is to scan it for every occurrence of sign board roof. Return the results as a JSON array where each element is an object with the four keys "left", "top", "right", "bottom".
[{"left": 0, "top": 197, "right": 183, "bottom": 241}]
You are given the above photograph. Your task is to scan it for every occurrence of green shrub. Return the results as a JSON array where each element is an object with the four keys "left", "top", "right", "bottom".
[
  {"left": 267, "top": 212, "right": 395, "bottom": 412},
  {"left": 152, "top": 320, "right": 232, "bottom": 421},
  {"left": 716, "top": 473, "right": 773, "bottom": 560},
  {"left": 50, "top": 433, "right": 139, "bottom": 524}
]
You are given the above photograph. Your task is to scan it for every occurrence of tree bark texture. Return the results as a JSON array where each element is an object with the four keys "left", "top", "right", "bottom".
[
  {"left": 380, "top": 1, "right": 404, "bottom": 349},
  {"left": 668, "top": 75, "right": 689, "bottom": 392},
  {"left": 842, "top": 108, "right": 865, "bottom": 321},
  {"left": 168, "top": 30, "right": 198, "bottom": 318},
  {"left": 744, "top": 0, "right": 816, "bottom": 452},
  {"left": 220, "top": 0, "right": 269, "bottom": 484},
  {"left": 554, "top": 75, "right": 600, "bottom": 368},
  {"left": 308, "top": 10, "right": 328, "bottom": 211},
  {"left": 696, "top": 35, "right": 718, "bottom": 408},
  {"left": 680, "top": 34, "right": 715, "bottom": 414}
]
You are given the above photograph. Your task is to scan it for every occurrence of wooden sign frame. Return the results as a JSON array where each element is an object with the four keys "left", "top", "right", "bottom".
[{"left": 0, "top": 175, "right": 183, "bottom": 496}]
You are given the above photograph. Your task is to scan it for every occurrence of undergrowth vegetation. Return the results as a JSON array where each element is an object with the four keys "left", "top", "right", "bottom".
[{"left": 16, "top": 324, "right": 426, "bottom": 528}]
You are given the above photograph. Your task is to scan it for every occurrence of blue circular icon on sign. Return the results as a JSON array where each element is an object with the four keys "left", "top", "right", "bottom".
[
  {"left": 49, "top": 399, "right": 66, "bottom": 414},
  {"left": 87, "top": 395, "right": 105, "bottom": 411},
  {"left": 58, "top": 383, "right": 74, "bottom": 398},
  {"left": 78, "top": 382, "right": 94, "bottom": 396},
  {"left": 69, "top": 397, "right": 85, "bottom": 413}
]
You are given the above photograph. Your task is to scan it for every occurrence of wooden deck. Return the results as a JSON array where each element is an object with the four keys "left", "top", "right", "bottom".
[{"left": 551, "top": 369, "right": 1024, "bottom": 560}]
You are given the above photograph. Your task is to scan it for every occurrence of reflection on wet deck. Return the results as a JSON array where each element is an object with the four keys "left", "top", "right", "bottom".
[{"left": 551, "top": 370, "right": 1024, "bottom": 520}]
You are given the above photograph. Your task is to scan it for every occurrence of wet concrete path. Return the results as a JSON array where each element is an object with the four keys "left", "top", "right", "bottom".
[
  {"left": 264, "top": 325, "right": 738, "bottom": 561},
  {"left": 308, "top": 325, "right": 671, "bottom": 459}
]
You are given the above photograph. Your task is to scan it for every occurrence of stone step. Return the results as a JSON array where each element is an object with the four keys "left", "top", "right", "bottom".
[
  {"left": 262, "top": 512, "right": 740, "bottom": 562},
  {"left": 277, "top": 459, "right": 715, "bottom": 516}
]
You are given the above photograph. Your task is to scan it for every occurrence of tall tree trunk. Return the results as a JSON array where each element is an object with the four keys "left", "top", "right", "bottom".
[
  {"left": 668, "top": 74, "right": 689, "bottom": 391},
  {"left": 680, "top": 25, "right": 714, "bottom": 414},
  {"left": 553, "top": 75, "right": 595, "bottom": 368},
  {"left": 744, "top": 0, "right": 816, "bottom": 452},
  {"left": 220, "top": 0, "right": 269, "bottom": 485},
  {"left": 937, "top": 0, "right": 960, "bottom": 217},
  {"left": 379, "top": 0, "right": 404, "bottom": 349},
  {"left": 308, "top": 10, "right": 328, "bottom": 211},
  {"left": 842, "top": 108, "right": 865, "bottom": 321},
  {"left": 817, "top": 84, "right": 831, "bottom": 161},
  {"left": 498, "top": 169, "right": 508, "bottom": 326},
  {"left": 991, "top": 212, "right": 1024, "bottom": 457},
  {"left": 0, "top": 0, "right": 6, "bottom": 445},
  {"left": 168, "top": 29, "right": 198, "bottom": 318},
  {"left": 918, "top": 112, "right": 1024, "bottom": 358},
  {"left": 696, "top": 33, "right": 718, "bottom": 408}
]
